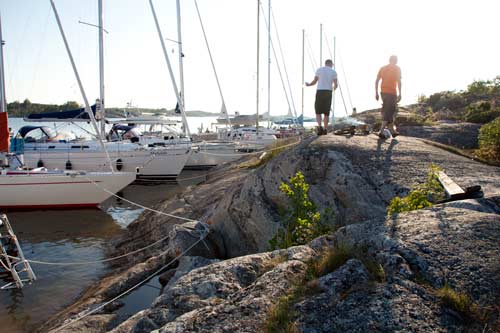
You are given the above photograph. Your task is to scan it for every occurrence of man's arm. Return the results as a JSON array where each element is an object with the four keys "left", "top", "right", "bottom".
[
  {"left": 333, "top": 78, "right": 338, "bottom": 90},
  {"left": 306, "top": 76, "right": 319, "bottom": 87},
  {"left": 375, "top": 71, "right": 381, "bottom": 101},
  {"left": 396, "top": 67, "right": 402, "bottom": 102},
  {"left": 397, "top": 79, "right": 402, "bottom": 102}
]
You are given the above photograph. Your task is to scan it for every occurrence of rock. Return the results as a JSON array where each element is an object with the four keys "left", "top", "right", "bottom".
[
  {"left": 43, "top": 134, "right": 500, "bottom": 333},
  {"left": 158, "top": 269, "right": 176, "bottom": 287},
  {"left": 48, "top": 314, "right": 118, "bottom": 333}
]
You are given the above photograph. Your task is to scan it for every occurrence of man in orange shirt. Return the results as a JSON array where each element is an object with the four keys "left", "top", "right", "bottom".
[{"left": 375, "top": 55, "right": 402, "bottom": 138}]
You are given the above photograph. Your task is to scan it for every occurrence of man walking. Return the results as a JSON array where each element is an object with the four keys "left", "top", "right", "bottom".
[
  {"left": 375, "top": 55, "right": 402, "bottom": 138},
  {"left": 306, "top": 59, "right": 338, "bottom": 135}
]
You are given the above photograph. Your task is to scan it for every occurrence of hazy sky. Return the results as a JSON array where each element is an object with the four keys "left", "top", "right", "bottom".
[{"left": 2, "top": 0, "right": 499, "bottom": 117}]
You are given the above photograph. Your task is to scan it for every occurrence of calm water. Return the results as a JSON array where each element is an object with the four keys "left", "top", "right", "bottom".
[{"left": 0, "top": 171, "right": 208, "bottom": 333}]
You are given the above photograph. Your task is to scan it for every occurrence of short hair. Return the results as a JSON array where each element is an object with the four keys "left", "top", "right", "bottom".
[
  {"left": 389, "top": 55, "right": 398, "bottom": 64},
  {"left": 325, "top": 59, "right": 333, "bottom": 66}
]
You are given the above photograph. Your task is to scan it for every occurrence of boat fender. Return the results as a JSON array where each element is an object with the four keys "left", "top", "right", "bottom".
[
  {"left": 116, "top": 158, "right": 123, "bottom": 171},
  {"left": 37, "top": 160, "right": 44, "bottom": 168},
  {"left": 65, "top": 160, "right": 72, "bottom": 170}
]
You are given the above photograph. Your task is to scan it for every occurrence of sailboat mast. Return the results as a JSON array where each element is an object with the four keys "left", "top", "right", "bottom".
[
  {"left": 319, "top": 24, "right": 323, "bottom": 67},
  {"left": 332, "top": 35, "right": 336, "bottom": 124},
  {"left": 0, "top": 12, "right": 6, "bottom": 114},
  {"left": 266, "top": 0, "right": 271, "bottom": 128},
  {"left": 176, "top": 0, "right": 185, "bottom": 114},
  {"left": 98, "top": 0, "right": 105, "bottom": 137},
  {"left": 50, "top": 0, "right": 114, "bottom": 172},
  {"left": 301, "top": 29, "right": 304, "bottom": 126},
  {"left": 149, "top": 0, "right": 190, "bottom": 137},
  {"left": 256, "top": 0, "right": 260, "bottom": 134}
]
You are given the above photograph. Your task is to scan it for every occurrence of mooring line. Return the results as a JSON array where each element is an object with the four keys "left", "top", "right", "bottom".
[
  {"left": 4, "top": 235, "right": 169, "bottom": 266},
  {"left": 49, "top": 226, "right": 208, "bottom": 333}
]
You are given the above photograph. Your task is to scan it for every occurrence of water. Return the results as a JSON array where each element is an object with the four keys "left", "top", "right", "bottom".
[{"left": 0, "top": 171, "right": 208, "bottom": 333}]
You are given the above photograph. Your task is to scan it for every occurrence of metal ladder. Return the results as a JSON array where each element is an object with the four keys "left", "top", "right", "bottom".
[{"left": 0, "top": 213, "right": 36, "bottom": 289}]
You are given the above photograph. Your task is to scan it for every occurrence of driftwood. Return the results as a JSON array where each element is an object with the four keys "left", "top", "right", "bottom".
[{"left": 436, "top": 171, "right": 483, "bottom": 203}]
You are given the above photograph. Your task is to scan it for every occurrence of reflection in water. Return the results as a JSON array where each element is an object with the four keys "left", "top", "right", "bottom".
[{"left": 0, "top": 170, "right": 207, "bottom": 333}]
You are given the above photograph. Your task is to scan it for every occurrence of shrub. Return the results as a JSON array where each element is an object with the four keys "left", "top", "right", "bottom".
[
  {"left": 269, "top": 171, "right": 332, "bottom": 250},
  {"left": 387, "top": 165, "right": 445, "bottom": 215},
  {"left": 476, "top": 117, "right": 500, "bottom": 162},
  {"left": 464, "top": 102, "right": 500, "bottom": 123}
]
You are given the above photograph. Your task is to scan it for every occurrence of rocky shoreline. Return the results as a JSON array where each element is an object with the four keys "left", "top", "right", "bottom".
[{"left": 41, "top": 133, "right": 499, "bottom": 333}]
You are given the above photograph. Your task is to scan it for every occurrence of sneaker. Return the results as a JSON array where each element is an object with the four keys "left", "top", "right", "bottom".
[
  {"left": 378, "top": 132, "right": 386, "bottom": 139},
  {"left": 322, "top": 128, "right": 328, "bottom": 135},
  {"left": 392, "top": 132, "right": 400, "bottom": 138},
  {"left": 317, "top": 126, "right": 324, "bottom": 135}
]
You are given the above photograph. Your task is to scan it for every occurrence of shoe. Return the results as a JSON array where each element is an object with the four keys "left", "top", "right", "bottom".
[
  {"left": 378, "top": 132, "right": 386, "bottom": 139},
  {"left": 322, "top": 128, "right": 328, "bottom": 135},
  {"left": 317, "top": 126, "right": 324, "bottom": 135},
  {"left": 392, "top": 132, "right": 400, "bottom": 138}
]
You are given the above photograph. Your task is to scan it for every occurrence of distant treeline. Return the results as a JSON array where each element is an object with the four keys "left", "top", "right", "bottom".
[{"left": 6, "top": 99, "right": 219, "bottom": 118}]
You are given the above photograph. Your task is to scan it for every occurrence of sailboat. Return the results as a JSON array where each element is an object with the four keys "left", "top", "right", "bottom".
[
  {"left": 147, "top": 0, "right": 255, "bottom": 169},
  {"left": 0, "top": 12, "right": 135, "bottom": 210},
  {"left": 17, "top": 0, "right": 192, "bottom": 180}
]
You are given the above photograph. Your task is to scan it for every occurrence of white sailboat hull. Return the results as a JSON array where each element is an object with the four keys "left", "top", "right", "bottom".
[
  {"left": 185, "top": 141, "right": 244, "bottom": 170},
  {"left": 0, "top": 170, "right": 136, "bottom": 209},
  {"left": 21, "top": 141, "right": 191, "bottom": 180}
]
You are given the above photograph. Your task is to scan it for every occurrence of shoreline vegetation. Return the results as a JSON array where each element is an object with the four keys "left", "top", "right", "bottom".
[{"left": 5, "top": 100, "right": 220, "bottom": 118}]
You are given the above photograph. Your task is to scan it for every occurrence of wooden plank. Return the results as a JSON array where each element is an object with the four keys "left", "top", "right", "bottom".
[{"left": 437, "top": 171, "right": 465, "bottom": 198}]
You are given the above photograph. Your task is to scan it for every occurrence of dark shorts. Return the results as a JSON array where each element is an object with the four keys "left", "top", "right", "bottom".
[
  {"left": 315, "top": 90, "right": 332, "bottom": 115},
  {"left": 381, "top": 93, "right": 397, "bottom": 123}
]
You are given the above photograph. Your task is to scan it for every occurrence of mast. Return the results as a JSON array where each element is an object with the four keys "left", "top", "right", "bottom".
[
  {"left": 176, "top": 0, "right": 185, "bottom": 119},
  {"left": 98, "top": 0, "right": 105, "bottom": 137},
  {"left": 266, "top": 0, "right": 271, "bottom": 128},
  {"left": 149, "top": 0, "right": 190, "bottom": 137},
  {"left": 256, "top": 0, "right": 260, "bottom": 133},
  {"left": 332, "top": 35, "right": 336, "bottom": 124},
  {"left": 0, "top": 12, "right": 6, "bottom": 113},
  {"left": 50, "top": 0, "right": 114, "bottom": 172},
  {"left": 319, "top": 23, "right": 323, "bottom": 67},
  {"left": 193, "top": 0, "right": 230, "bottom": 127},
  {"left": 301, "top": 29, "right": 304, "bottom": 126}
]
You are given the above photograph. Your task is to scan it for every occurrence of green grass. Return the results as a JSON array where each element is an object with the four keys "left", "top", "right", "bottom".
[
  {"left": 437, "top": 284, "right": 473, "bottom": 315},
  {"left": 265, "top": 294, "right": 300, "bottom": 333}
]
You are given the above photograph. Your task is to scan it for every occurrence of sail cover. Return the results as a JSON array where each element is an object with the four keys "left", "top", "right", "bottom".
[{"left": 25, "top": 104, "right": 97, "bottom": 122}]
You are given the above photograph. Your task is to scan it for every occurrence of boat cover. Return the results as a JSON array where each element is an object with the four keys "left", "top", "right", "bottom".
[{"left": 25, "top": 104, "right": 97, "bottom": 121}]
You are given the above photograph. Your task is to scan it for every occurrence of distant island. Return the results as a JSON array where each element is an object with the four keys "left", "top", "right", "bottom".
[{"left": 5, "top": 100, "right": 221, "bottom": 118}]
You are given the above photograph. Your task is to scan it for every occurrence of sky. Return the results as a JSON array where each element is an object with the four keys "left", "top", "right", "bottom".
[{"left": 1, "top": 0, "right": 500, "bottom": 118}]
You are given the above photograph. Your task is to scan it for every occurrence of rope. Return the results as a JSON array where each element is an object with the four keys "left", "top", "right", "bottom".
[
  {"left": 5, "top": 235, "right": 169, "bottom": 266},
  {"left": 193, "top": 0, "right": 230, "bottom": 126},
  {"left": 87, "top": 178, "right": 199, "bottom": 223},
  {"left": 270, "top": 6, "right": 298, "bottom": 120},
  {"left": 50, "top": 226, "right": 209, "bottom": 333},
  {"left": 5, "top": 136, "right": 303, "bottom": 266},
  {"left": 337, "top": 48, "right": 354, "bottom": 112},
  {"left": 305, "top": 33, "right": 318, "bottom": 73},
  {"left": 258, "top": 2, "right": 295, "bottom": 125}
]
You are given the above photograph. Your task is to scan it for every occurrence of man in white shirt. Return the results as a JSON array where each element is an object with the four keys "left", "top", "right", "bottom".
[{"left": 306, "top": 59, "right": 338, "bottom": 135}]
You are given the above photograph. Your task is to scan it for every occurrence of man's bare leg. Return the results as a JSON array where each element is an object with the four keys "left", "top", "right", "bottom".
[
  {"left": 323, "top": 115, "right": 329, "bottom": 133},
  {"left": 316, "top": 114, "right": 323, "bottom": 134},
  {"left": 379, "top": 120, "right": 388, "bottom": 135}
]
